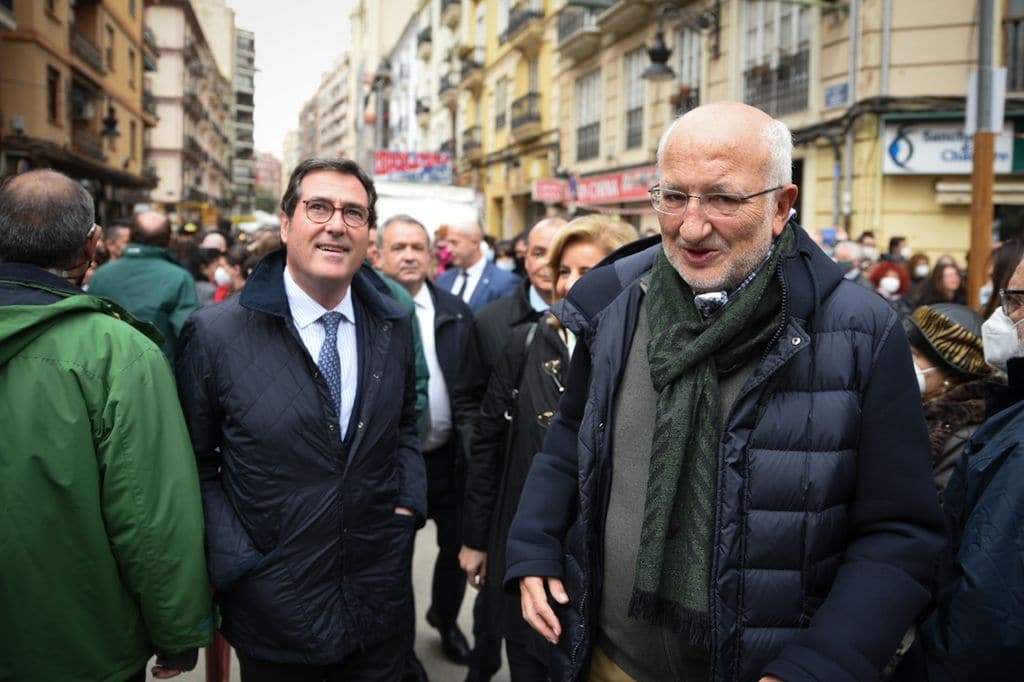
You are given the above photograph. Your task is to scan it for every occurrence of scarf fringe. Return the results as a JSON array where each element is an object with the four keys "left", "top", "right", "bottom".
[{"left": 628, "top": 590, "right": 712, "bottom": 651}]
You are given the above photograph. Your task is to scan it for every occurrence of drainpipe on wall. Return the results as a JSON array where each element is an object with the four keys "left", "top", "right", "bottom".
[
  {"left": 881, "top": 0, "right": 891, "bottom": 96},
  {"left": 844, "top": 0, "right": 860, "bottom": 233}
]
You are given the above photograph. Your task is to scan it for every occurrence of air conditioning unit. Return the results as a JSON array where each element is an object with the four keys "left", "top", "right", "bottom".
[{"left": 72, "top": 101, "right": 96, "bottom": 121}]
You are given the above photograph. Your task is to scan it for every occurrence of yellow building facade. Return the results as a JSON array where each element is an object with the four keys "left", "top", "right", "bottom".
[{"left": 0, "top": 0, "right": 159, "bottom": 222}]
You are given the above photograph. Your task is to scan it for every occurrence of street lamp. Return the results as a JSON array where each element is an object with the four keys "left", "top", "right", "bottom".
[
  {"left": 641, "top": 1, "right": 721, "bottom": 82},
  {"left": 372, "top": 59, "right": 392, "bottom": 154}
]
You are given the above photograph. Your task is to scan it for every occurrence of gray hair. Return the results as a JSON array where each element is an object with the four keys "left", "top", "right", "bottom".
[
  {"left": 377, "top": 214, "right": 430, "bottom": 249},
  {"left": 0, "top": 170, "right": 95, "bottom": 269},
  {"left": 656, "top": 111, "right": 793, "bottom": 187},
  {"left": 833, "top": 240, "right": 864, "bottom": 262}
]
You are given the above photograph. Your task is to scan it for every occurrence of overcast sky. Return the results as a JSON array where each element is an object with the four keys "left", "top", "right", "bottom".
[{"left": 227, "top": 0, "right": 357, "bottom": 159}]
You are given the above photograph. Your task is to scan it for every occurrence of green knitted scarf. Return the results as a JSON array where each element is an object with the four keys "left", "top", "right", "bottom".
[{"left": 629, "top": 226, "right": 793, "bottom": 648}]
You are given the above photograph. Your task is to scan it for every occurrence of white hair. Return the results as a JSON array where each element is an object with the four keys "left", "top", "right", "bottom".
[{"left": 656, "top": 109, "right": 794, "bottom": 187}]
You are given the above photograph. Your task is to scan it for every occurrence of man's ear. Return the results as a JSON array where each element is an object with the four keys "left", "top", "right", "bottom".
[
  {"left": 83, "top": 224, "right": 102, "bottom": 261},
  {"left": 771, "top": 184, "right": 800, "bottom": 237}
]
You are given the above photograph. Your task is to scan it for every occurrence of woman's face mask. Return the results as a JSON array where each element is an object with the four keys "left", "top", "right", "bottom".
[
  {"left": 879, "top": 276, "right": 901, "bottom": 294},
  {"left": 914, "top": 264, "right": 930, "bottom": 279},
  {"left": 982, "top": 306, "right": 1024, "bottom": 372}
]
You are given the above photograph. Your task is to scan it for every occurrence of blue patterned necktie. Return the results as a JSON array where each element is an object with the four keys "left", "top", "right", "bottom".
[{"left": 318, "top": 311, "right": 344, "bottom": 413}]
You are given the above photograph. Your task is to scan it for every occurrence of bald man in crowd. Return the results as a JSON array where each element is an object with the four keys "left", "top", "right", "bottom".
[
  {"left": 435, "top": 220, "right": 520, "bottom": 312},
  {"left": 88, "top": 210, "right": 199, "bottom": 359}
]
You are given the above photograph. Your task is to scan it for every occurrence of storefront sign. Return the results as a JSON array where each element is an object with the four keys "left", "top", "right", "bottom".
[
  {"left": 374, "top": 151, "right": 452, "bottom": 183},
  {"left": 576, "top": 165, "right": 658, "bottom": 204},
  {"left": 883, "top": 121, "right": 1014, "bottom": 175},
  {"left": 532, "top": 179, "right": 566, "bottom": 203}
]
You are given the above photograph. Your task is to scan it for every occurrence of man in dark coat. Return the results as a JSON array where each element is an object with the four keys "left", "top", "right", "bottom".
[
  {"left": 377, "top": 214, "right": 474, "bottom": 665},
  {"left": 176, "top": 158, "right": 426, "bottom": 681},
  {"left": 507, "top": 102, "right": 946, "bottom": 682}
]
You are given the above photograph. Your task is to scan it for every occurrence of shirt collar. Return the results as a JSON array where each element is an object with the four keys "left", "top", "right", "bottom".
[
  {"left": 465, "top": 255, "right": 486, "bottom": 278},
  {"left": 529, "top": 285, "right": 550, "bottom": 313},
  {"left": 412, "top": 282, "right": 433, "bottom": 310},
  {"left": 283, "top": 265, "right": 355, "bottom": 330}
]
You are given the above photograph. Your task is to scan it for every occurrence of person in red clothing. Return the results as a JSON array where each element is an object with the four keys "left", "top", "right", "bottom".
[{"left": 212, "top": 244, "right": 249, "bottom": 302}]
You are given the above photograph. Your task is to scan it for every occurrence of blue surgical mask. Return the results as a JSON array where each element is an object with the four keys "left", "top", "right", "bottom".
[{"left": 495, "top": 259, "right": 516, "bottom": 272}]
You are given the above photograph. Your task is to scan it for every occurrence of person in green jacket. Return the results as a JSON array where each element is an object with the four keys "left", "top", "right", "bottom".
[
  {"left": 0, "top": 170, "right": 213, "bottom": 682},
  {"left": 87, "top": 210, "right": 200, "bottom": 361}
]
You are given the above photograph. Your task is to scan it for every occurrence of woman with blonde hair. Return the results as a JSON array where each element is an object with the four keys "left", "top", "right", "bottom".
[{"left": 460, "top": 214, "right": 636, "bottom": 680}]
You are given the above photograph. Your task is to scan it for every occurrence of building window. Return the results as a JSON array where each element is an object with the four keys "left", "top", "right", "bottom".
[
  {"left": 495, "top": 78, "right": 507, "bottom": 129},
  {"left": 1008, "top": 0, "right": 1024, "bottom": 91},
  {"left": 575, "top": 70, "right": 601, "bottom": 162},
  {"left": 475, "top": 2, "right": 486, "bottom": 49},
  {"left": 528, "top": 56, "right": 539, "bottom": 92},
  {"left": 623, "top": 49, "right": 645, "bottom": 150},
  {"left": 130, "top": 121, "right": 137, "bottom": 160},
  {"left": 46, "top": 66, "right": 60, "bottom": 121},
  {"left": 128, "top": 49, "right": 136, "bottom": 89},
  {"left": 675, "top": 27, "right": 702, "bottom": 113},
  {"left": 742, "top": 2, "right": 809, "bottom": 117},
  {"left": 106, "top": 25, "right": 115, "bottom": 71},
  {"left": 498, "top": 0, "right": 510, "bottom": 41}
]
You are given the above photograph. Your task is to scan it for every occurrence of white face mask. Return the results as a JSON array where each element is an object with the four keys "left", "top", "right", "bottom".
[
  {"left": 914, "top": 264, "right": 930, "bottom": 279},
  {"left": 880, "top": 276, "right": 901, "bottom": 294},
  {"left": 214, "top": 266, "right": 233, "bottom": 287},
  {"left": 863, "top": 246, "right": 878, "bottom": 261},
  {"left": 900, "top": 246, "right": 912, "bottom": 259},
  {"left": 982, "top": 307, "right": 1024, "bottom": 372},
  {"left": 495, "top": 259, "right": 516, "bottom": 272},
  {"left": 914, "top": 363, "right": 939, "bottom": 397}
]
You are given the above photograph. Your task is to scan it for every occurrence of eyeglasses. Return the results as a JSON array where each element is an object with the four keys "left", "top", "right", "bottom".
[
  {"left": 1000, "top": 288, "right": 1024, "bottom": 320},
  {"left": 649, "top": 185, "right": 782, "bottom": 218},
  {"left": 302, "top": 199, "right": 370, "bottom": 228}
]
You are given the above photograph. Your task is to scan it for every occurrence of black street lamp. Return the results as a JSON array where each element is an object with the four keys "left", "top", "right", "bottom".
[{"left": 641, "top": 1, "right": 721, "bottom": 82}]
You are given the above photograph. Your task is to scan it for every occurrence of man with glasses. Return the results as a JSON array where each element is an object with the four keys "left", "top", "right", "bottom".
[
  {"left": 507, "top": 102, "right": 945, "bottom": 681},
  {"left": 176, "top": 158, "right": 426, "bottom": 681}
]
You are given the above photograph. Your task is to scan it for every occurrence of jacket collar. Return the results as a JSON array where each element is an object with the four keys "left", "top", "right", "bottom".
[
  {"left": 121, "top": 243, "right": 180, "bottom": 264},
  {"left": 240, "top": 249, "right": 407, "bottom": 321},
  {"left": 508, "top": 276, "right": 539, "bottom": 326},
  {"left": 0, "top": 263, "right": 83, "bottom": 297}
]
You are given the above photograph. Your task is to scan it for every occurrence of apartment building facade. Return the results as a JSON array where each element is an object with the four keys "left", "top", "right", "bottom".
[
  {"left": 318, "top": 54, "right": 353, "bottom": 159},
  {"left": 234, "top": 28, "right": 256, "bottom": 215},
  {"left": 145, "top": 0, "right": 232, "bottom": 226},
  {"left": 0, "top": 0, "right": 159, "bottom": 223}
]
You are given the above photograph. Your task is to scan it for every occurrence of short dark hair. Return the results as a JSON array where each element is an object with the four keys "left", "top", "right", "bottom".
[
  {"left": 857, "top": 231, "right": 876, "bottom": 243},
  {"left": 280, "top": 158, "right": 378, "bottom": 229},
  {"left": 889, "top": 236, "right": 906, "bottom": 252},
  {"left": 0, "top": 169, "right": 95, "bottom": 268},
  {"left": 378, "top": 214, "right": 429, "bottom": 249},
  {"left": 103, "top": 221, "right": 130, "bottom": 242}
]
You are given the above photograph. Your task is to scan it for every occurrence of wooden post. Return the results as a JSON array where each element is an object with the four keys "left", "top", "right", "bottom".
[{"left": 968, "top": 131, "right": 995, "bottom": 311}]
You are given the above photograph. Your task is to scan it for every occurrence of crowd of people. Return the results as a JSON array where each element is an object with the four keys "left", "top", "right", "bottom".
[{"left": 2, "top": 100, "right": 1023, "bottom": 682}]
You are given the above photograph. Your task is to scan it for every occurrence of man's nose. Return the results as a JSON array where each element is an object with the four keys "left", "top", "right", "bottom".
[{"left": 677, "top": 199, "right": 712, "bottom": 243}]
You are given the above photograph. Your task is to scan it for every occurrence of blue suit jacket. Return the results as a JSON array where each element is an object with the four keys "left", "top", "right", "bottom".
[{"left": 435, "top": 261, "right": 520, "bottom": 313}]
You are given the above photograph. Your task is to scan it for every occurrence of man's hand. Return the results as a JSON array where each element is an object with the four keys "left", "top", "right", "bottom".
[
  {"left": 459, "top": 546, "right": 487, "bottom": 589},
  {"left": 151, "top": 666, "right": 184, "bottom": 679},
  {"left": 520, "top": 576, "right": 568, "bottom": 644},
  {"left": 394, "top": 506, "right": 415, "bottom": 516}
]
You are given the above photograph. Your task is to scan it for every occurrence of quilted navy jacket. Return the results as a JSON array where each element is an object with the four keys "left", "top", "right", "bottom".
[
  {"left": 505, "top": 226, "right": 945, "bottom": 682},
  {"left": 176, "top": 250, "right": 426, "bottom": 665}
]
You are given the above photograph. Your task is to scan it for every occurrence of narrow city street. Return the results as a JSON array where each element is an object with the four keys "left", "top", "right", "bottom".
[{"left": 146, "top": 521, "right": 510, "bottom": 682}]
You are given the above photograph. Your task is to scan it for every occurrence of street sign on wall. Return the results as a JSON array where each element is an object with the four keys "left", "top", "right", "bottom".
[
  {"left": 883, "top": 121, "right": 1014, "bottom": 174},
  {"left": 575, "top": 165, "right": 658, "bottom": 204},
  {"left": 532, "top": 179, "right": 566, "bottom": 203},
  {"left": 374, "top": 151, "right": 453, "bottom": 183}
]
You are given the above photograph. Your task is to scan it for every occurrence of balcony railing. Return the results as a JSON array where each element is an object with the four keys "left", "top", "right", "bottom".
[
  {"left": 510, "top": 92, "right": 541, "bottom": 130},
  {"left": 1007, "top": 16, "right": 1024, "bottom": 91},
  {"left": 439, "top": 74, "right": 457, "bottom": 97},
  {"left": 743, "top": 49, "right": 809, "bottom": 118},
  {"left": 416, "top": 98, "right": 431, "bottom": 115},
  {"left": 417, "top": 26, "right": 432, "bottom": 47},
  {"left": 143, "top": 91, "right": 157, "bottom": 116},
  {"left": 576, "top": 122, "right": 599, "bottom": 162},
  {"left": 502, "top": 0, "right": 542, "bottom": 43},
  {"left": 462, "top": 125, "right": 482, "bottom": 153},
  {"left": 557, "top": 5, "right": 600, "bottom": 43},
  {"left": 72, "top": 32, "right": 105, "bottom": 74},
  {"left": 495, "top": 110, "right": 506, "bottom": 129},
  {"left": 142, "top": 26, "right": 160, "bottom": 55},
  {"left": 72, "top": 128, "right": 105, "bottom": 161},
  {"left": 461, "top": 46, "right": 485, "bottom": 78}
]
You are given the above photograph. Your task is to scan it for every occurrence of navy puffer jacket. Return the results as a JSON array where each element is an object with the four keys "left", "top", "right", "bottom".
[
  {"left": 506, "top": 225, "right": 945, "bottom": 682},
  {"left": 176, "top": 250, "right": 425, "bottom": 665}
]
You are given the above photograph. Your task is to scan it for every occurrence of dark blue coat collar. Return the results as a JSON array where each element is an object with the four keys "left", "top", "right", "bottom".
[{"left": 240, "top": 249, "right": 407, "bottom": 321}]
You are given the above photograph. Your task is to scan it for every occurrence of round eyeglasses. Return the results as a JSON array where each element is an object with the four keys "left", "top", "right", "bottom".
[
  {"left": 302, "top": 199, "right": 370, "bottom": 228},
  {"left": 649, "top": 185, "right": 782, "bottom": 219},
  {"left": 1000, "top": 288, "right": 1024, "bottom": 321}
]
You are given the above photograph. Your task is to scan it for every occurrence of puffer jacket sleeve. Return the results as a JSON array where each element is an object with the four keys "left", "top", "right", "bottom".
[
  {"left": 98, "top": 340, "right": 213, "bottom": 652},
  {"left": 394, "top": 317, "right": 428, "bottom": 523},
  {"left": 175, "top": 317, "right": 263, "bottom": 589},
  {"left": 504, "top": 333, "right": 590, "bottom": 585},
  {"left": 763, "top": 313, "right": 947, "bottom": 682},
  {"left": 462, "top": 323, "right": 528, "bottom": 549}
]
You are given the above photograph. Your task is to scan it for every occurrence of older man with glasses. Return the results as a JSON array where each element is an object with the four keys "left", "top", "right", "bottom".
[
  {"left": 506, "top": 102, "right": 945, "bottom": 682},
  {"left": 176, "top": 158, "right": 426, "bottom": 682}
]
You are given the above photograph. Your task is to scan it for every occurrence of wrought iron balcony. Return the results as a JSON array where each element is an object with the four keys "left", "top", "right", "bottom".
[
  {"left": 502, "top": 0, "right": 543, "bottom": 46},
  {"left": 462, "top": 125, "right": 482, "bottom": 161},
  {"left": 142, "top": 91, "right": 157, "bottom": 117},
  {"left": 71, "top": 127, "right": 105, "bottom": 161},
  {"left": 72, "top": 32, "right": 105, "bottom": 74},
  {"left": 142, "top": 26, "right": 160, "bottom": 56},
  {"left": 441, "top": 0, "right": 461, "bottom": 30},
  {"left": 557, "top": 4, "right": 603, "bottom": 62},
  {"left": 743, "top": 49, "right": 809, "bottom": 118},
  {"left": 510, "top": 91, "right": 541, "bottom": 140}
]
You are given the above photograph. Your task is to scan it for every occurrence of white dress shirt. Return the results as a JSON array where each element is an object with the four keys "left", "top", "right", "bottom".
[
  {"left": 283, "top": 266, "right": 358, "bottom": 439},
  {"left": 457, "top": 255, "right": 487, "bottom": 305},
  {"left": 413, "top": 284, "right": 452, "bottom": 451}
]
